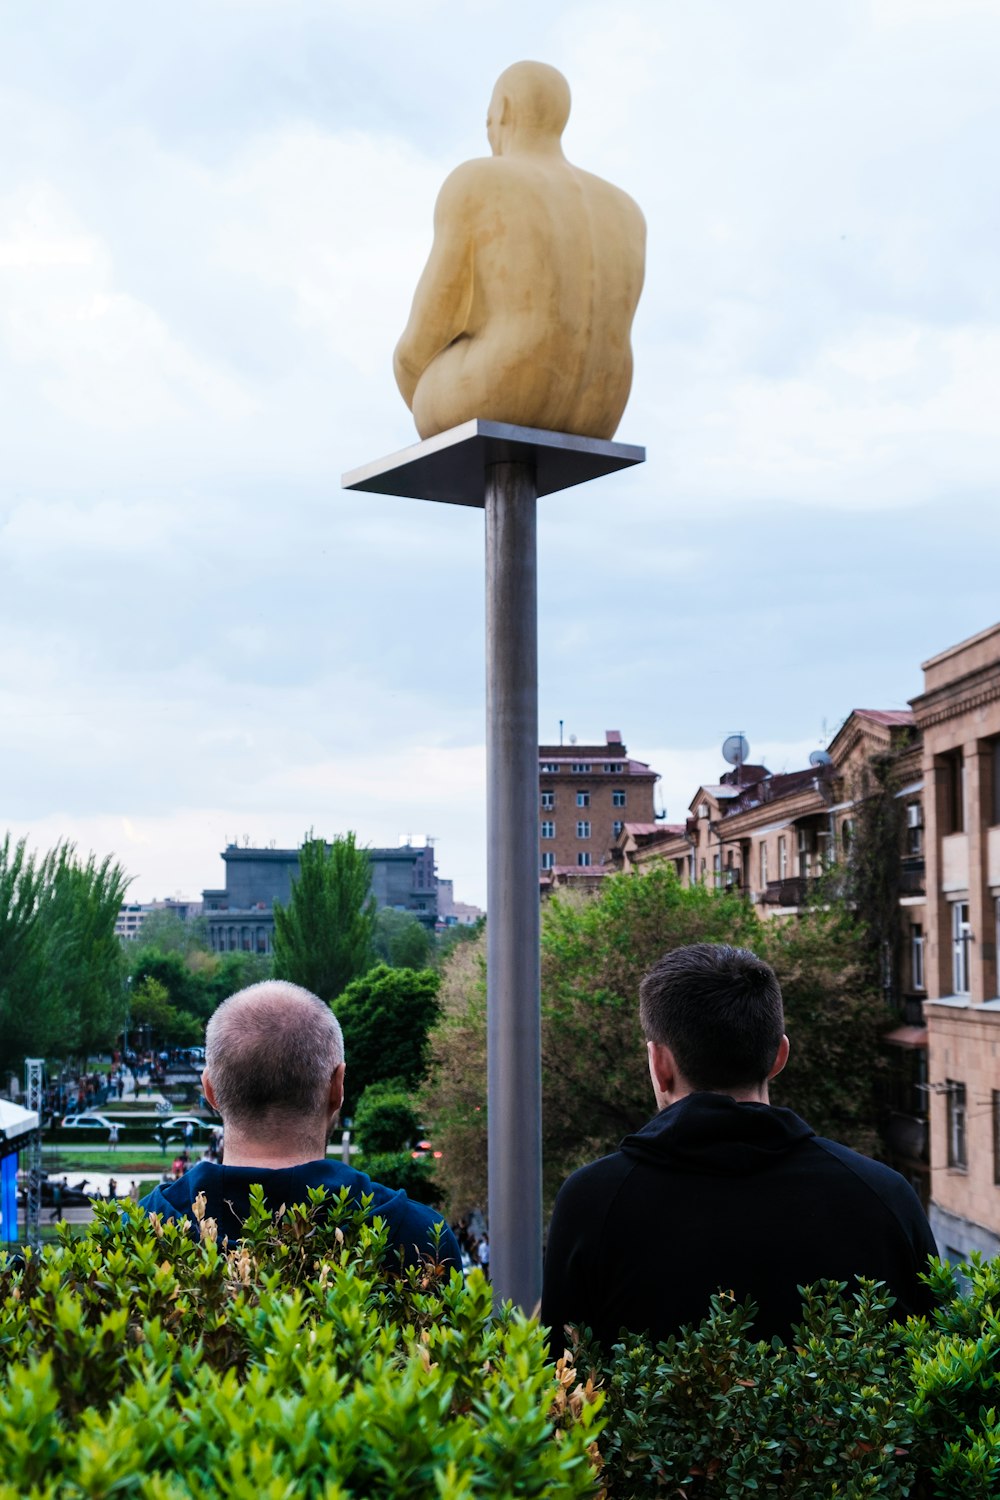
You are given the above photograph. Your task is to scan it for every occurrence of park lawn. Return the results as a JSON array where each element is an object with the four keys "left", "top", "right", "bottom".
[{"left": 42, "top": 1148, "right": 183, "bottom": 1172}]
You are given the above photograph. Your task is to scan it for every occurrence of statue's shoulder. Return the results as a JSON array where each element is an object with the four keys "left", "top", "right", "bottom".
[
  {"left": 572, "top": 164, "right": 645, "bottom": 227},
  {"left": 437, "top": 156, "right": 502, "bottom": 198}
]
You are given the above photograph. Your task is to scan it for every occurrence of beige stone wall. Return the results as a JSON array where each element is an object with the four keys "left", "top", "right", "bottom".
[{"left": 926, "top": 1002, "right": 1000, "bottom": 1236}]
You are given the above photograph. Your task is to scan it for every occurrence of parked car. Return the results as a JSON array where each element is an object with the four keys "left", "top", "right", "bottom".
[
  {"left": 159, "top": 1115, "right": 214, "bottom": 1143},
  {"left": 61, "top": 1113, "right": 118, "bottom": 1131}
]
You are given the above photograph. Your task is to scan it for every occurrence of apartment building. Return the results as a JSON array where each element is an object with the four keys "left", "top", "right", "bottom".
[
  {"left": 538, "top": 730, "right": 658, "bottom": 887},
  {"left": 911, "top": 622, "right": 1000, "bottom": 1260}
]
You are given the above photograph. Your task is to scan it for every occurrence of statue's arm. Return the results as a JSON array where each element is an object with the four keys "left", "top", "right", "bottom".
[{"left": 393, "top": 167, "right": 478, "bottom": 407}]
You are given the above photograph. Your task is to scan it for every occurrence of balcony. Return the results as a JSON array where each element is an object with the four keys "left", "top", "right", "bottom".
[
  {"left": 762, "top": 876, "right": 814, "bottom": 907},
  {"left": 899, "top": 857, "right": 925, "bottom": 896}
]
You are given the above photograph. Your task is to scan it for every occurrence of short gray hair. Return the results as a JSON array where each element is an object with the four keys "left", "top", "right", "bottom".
[{"left": 204, "top": 980, "right": 344, "bottom": 1129}]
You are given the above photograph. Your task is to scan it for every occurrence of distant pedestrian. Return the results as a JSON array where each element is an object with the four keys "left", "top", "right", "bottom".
[
  {"left": 117, "top": 1075, "right": 125, "bottom": 1100},
  {"left": 108, "top": 1122, "right": 119, "bottom": 1151},
  {"left": 183, "top": 1121, "right": 194, "bottom": 1148},
  {"left": 128, "top": 1180, "right": 140, "bottom": 1204},
  {"left": 107, "top": 1178, "right": 118, "bottom": 1201},
  {"left": 478, "top": 1234, "right": 490, "bottom": 1277}
]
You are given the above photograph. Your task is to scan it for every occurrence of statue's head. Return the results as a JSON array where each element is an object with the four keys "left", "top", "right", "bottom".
[{"left": 486, "top": 61, "right": 571, "bottom": 156}]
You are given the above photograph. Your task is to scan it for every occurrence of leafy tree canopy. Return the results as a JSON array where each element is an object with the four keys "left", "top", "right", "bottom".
[
  {"left": 272, "top": 832, "right": 376, "bottom": 1004},
  {"left": 373, "top": 907, "right": 433, "bottom": 970},
  {"left": 337, "top": 963, "right": 441, "bottom": 1115},
  {"left": 423, "top": 866, "right": 888, "bottom": 1215},
  {"left": 0, "top": 835, "right": 130, "bottom": 1072},
  {"left": 353, "top": 1078, "right": 422, "bottom": 1154}
]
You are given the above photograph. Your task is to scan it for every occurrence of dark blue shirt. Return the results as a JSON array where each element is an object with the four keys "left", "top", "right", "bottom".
[{"left": 140, "top": 1158, "right": 460, "bottom": 1269}]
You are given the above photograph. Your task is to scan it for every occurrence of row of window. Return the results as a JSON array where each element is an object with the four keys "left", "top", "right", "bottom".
[
  {"left": 541, "top": 821, "right": 625, "bottom": 840},
  {"left": 541, "top": 852, "right": 593, "bottom": 870},
  {"left": 540, "top": 762, "right": 626, "bottom": 774},
  {"left": 541, "top": 790, "right": 627, "bottom": 808}
]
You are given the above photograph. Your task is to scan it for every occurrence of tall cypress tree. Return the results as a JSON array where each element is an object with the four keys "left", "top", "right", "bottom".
[{"left": 272, "top": 832, "right": 376, "bottom": 1003}]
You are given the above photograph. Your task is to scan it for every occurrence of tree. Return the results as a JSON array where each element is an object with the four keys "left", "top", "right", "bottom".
[
  {"left": 272, "top": 833, "right": 376, "bottom": 1003},
  {"left": 0, "top": 836, "right": 130, "bottom": 1073},
  {"left": 134, "top": 909, "right": 210, "bottom": 957},
  {"left": 353, "top": 1078, "right": 421, "bottom": 1153},
  {"left": 336, "top": 963, "right": 441, "bottom": 1113},
  {"left": 422, "top": 866, "right": 889, "bottom": 1215},
  {"left": 373, "top": 907, "right": 432, "bottom": 970},
  {"left": 129, "top": 976, "right": 202, "bottom": 1048}
]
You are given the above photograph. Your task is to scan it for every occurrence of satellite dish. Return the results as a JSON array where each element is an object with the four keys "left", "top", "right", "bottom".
[
  {"left": 722, "top": 734, "right": 750, "bottom": 767},
  {"left": 809, "top": 749, "right": 833, "bottom": 767}
]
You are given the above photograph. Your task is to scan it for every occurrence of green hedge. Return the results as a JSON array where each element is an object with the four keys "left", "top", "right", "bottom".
[
  {"left": 0, "top": 1189, "right": 600, "bottom": 1498},
  {"left": 576, "top": 1258, "right": 1000, "bottom": 1498},
  {"left": 5, "top": 1198, "right": 1000, "bottom": 1498}
]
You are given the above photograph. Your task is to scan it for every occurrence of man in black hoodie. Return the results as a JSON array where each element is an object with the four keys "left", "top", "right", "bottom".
[{"left": 540, "top": 943, "right": 937, "bottom": 1350}]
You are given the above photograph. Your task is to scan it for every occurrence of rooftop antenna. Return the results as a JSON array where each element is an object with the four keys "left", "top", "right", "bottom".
[
  {"left": 809, "top": 749, "right": 833, "bottom": 768},
  {"left": 721, "top": 733, "right": 750, "bottom": 788},
  {"left": 559, "top": 718, "right": 564, "bottom": 746}
]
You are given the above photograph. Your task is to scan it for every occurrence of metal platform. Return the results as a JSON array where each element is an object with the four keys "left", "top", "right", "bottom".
[{"left": 342, "top": 419, "right": 645, "bottom": 508}]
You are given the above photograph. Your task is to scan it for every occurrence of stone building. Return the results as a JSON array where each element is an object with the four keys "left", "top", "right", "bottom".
[
  {"left": 202, "top": 839, "right": 439, "bottom": 954},
  {"left": 911, "top": 622, "right": 1000, "bottom": 1260}
]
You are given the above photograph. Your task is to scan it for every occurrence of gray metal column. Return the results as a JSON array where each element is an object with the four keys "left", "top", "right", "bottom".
[{"left": 485, "top": 458, "right": 542, "bottom": 1311}]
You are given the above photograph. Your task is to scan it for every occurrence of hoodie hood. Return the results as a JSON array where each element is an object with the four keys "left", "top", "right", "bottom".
[{"left": 620, "top": 1092, "right": 814, "bottom": 1177}]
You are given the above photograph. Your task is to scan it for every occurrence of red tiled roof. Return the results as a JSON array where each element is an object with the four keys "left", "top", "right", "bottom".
[{"left": 854, "top": 710, "right": 915, "bottom": 727}]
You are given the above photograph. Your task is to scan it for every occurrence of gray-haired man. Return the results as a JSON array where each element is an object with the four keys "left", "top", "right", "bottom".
[{"left": 141, "top": 980, "right": 459, "bottom": 1267}]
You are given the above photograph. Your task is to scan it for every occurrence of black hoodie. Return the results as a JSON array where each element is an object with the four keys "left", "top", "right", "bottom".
[{"left": 540, "top": 1092, "right": 937, "bottom": 1350}]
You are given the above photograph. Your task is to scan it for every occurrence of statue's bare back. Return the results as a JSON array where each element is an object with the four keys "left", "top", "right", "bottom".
[{"left": 394, "top": 62, "right": 645, "bottom": 442}]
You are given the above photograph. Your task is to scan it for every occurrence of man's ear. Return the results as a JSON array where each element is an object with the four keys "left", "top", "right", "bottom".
[
  {"left": 647, "top": 1040, "right": 679, "bottom": 1099},
  {"left": 202, "top": 1070, "right": 219, "bottom": 1112},
  {"left": 328, "top": 1063, "right": 346, "bottom": 1116},
  {"left": 768, "top": 1034, "right": 790, "bottom": 1081}
]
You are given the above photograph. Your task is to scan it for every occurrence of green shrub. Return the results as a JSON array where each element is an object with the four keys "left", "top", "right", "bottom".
[
  {"left": 0, "top": 1189, "right": 601, "bottom": 1498},
  {"left": 575, "top": 1260, "right": 1000, "bottom": 1499}
]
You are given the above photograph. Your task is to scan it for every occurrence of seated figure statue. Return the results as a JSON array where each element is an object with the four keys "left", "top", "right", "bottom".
[{"left": 394, "top": 60, "right": 645, "bottom": 441}]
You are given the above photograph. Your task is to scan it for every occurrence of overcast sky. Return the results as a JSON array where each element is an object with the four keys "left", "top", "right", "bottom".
[{"left": 2, "top": 0, "right": 998, "bottom": 910}]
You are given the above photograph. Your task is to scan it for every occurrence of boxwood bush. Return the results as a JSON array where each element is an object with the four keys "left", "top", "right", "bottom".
[
  {"left": 5, "top": 1194, "right": 1000, "bottom": 1499},
  {"left": 0, "top": 1188, "right": 601, "bottom": 1498},
  {"left": 575, "top": 1256, "right": 1000, "bottom": 1499}
]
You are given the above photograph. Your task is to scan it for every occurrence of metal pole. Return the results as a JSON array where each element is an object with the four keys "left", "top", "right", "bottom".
[{"left": 485, "top": 457, "right": 542, "bottom": 1312}]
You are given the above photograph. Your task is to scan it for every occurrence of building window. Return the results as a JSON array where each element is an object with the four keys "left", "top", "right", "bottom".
[
  {"left": 993, "top": 1092, "right": 1000, "bottom": 1186},
  {"left": 577, "top": 851, "right": 592, "bottom": 866},
  {"left": 905, "top": 802, "right": 923, "bottom": 856},
  {"left": 952, "top": 902, "right": 971, "bottom": 994},
  {"left": 576, "top": 791, "right": 590, "bottom": 807},
  {"left": 612, "top": 789, "right": 626, "bottom": 807},
  {"left": 576, "top": 820, "right": 591, "bottom": 839},
  {"left": 778, "top": 836, "right": 788, "bottom": 880},
  {"left": 571, "top": 763, "right": 591, "bottom": 774},
  {"left": 541, "top": 821, "right": 555, "bottom": 839},
  {"left": 541, "top": 791, "right": 554, "bottom": 810},
  {"left": 947, "top": 1081, "right": 967, "bottom": 1169},
  {"left": 613, "top": 820, "right": 624, "bottom": 837},
  {"left": 604, "top": 762, "right": 624, "bottom": 772},
  {"left": 943, "top": 751, "right": 966, "bottom": 834},
  {"left": 798, "top": 828, "right": 812, "bottom": 878},
  {"left": 841, "top": 818, "right": 853, "bottom": 853},
  {"left": 760, "top": 842, "right": 768, "bottom": 886},
  {"left": 540, "top": 762, "right": 560, "bottom": 773},
  {"left": 911, "top": 924, "right": 925, "bottom": 991},
  {"left": 992, "top": 740, "right": 1000, "bottom": 826},
  {"left": 541, "top": 852, "right": 554, "bottom": 870}
]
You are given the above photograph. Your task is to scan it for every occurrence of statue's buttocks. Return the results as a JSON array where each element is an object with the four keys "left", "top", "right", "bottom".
[{"left": 394, "top": 61, "right": 645, "bottom": 441}]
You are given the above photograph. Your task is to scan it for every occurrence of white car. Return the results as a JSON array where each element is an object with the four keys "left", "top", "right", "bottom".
[
  {"left": 161, "top": 1115, "right": 213, "bottom": 1141},
  {"left": 61, "top": 1113, "right": 118, "bottom": 1131}
]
